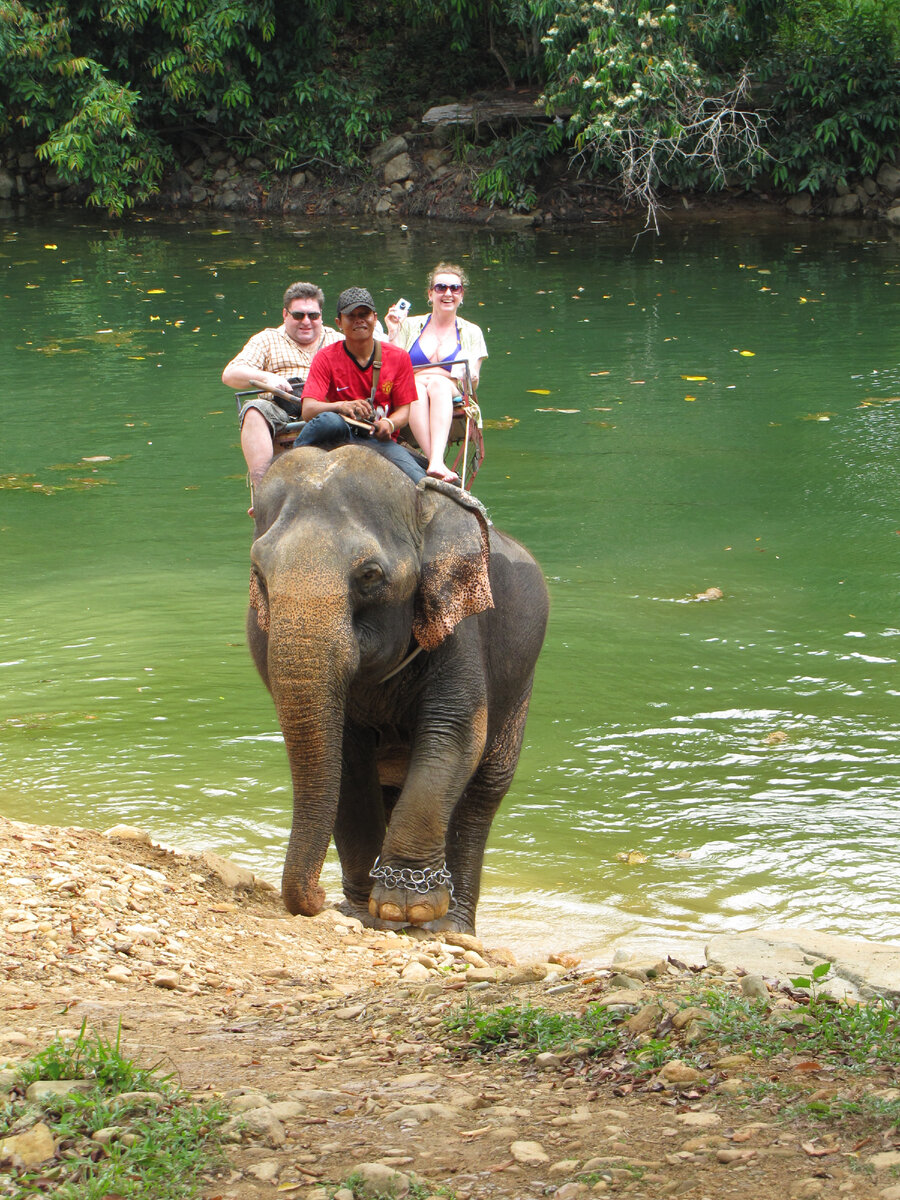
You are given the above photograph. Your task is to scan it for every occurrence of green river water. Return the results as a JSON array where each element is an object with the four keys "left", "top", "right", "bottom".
[{"left": 1, "top": 208, "right": 899, "bottom": 959}]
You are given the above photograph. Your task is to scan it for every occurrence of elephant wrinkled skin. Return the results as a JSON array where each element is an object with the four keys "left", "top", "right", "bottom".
[{"left": 247, "top": 446, "right": 549, "bottom": 934}]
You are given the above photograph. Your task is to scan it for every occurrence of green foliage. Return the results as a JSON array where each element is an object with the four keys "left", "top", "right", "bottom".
[
  {"left": 538, "top": 0, "right": 770, "bottom": 222},
  {"left": 471, "top": 122, "right": 563, "bottom": 210},
  {"left": 444, "top": 999, "right": 621, "bottom": 1055},
  {"left": 763, "top": 0, "right": 900, "bottom": 193},
  {"left": 4, "top": 1022, "right": 228, "bottom": 1199}
]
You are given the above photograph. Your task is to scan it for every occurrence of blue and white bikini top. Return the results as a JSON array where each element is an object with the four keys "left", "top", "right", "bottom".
[{"left": 408, "top": 315, "right": 462, "bottom": 367}]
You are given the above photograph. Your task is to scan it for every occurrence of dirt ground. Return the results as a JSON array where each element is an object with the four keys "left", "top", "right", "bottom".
[{"left": 2, "top": 815, "right": 899, "bottom": 1200}]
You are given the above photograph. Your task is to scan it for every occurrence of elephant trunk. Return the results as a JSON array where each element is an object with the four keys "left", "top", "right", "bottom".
[{"left": 267, "top": 590, "right": 358, "bottom": 917}]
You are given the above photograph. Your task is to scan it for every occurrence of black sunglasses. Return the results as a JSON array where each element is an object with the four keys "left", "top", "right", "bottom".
[
  {"left": 432, "top": 282, "right": 463, "bottom": 294},
  {"left": 288, "top": 310, "right": 321, "bottom": 320}
]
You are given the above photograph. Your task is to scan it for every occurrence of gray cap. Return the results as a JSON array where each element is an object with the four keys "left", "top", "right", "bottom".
[{"left": 336, "top": 286, "right": 376, "bottom": 315}]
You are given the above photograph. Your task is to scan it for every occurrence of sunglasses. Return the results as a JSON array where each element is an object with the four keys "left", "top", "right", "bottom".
[
  {"left": 432, "top": 282, "right": 463, "bottom": 294},
  {"left": 288, "top": 310, "right": 321, "bottom": 320}
]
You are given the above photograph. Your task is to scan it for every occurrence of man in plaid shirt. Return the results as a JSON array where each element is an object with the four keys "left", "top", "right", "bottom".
[{"left": 223, "top": 282, "right": 342, "bottom": 485}]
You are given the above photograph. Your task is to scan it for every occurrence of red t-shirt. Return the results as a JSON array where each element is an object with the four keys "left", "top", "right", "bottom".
[{"left": 301, "top": 341, "right": 417, "bottom": 431}]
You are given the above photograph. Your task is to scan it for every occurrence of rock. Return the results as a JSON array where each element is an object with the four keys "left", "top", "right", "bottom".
[
  {"left": 103, "top": 825, "right": 153, "bottom": 843},
  {"left": 597, "top": 988, "right": 646, "bottom": 1008},
  {"left": 885, "top": 204, "right": 900, "bottom": 227},
  {"left": 672, "top": 1005, "right": 708, "bottom": 1029},
  {"left": 91, "top": 1126, "right": 122, "bottom": 1145},
  {"left": 876, "top": 163, "right": 900, "bottom": 196},
  {"left": 200, "top": 850, "right": 255, "bottom": 891},
  {"left": 383, "top": 154, "right": 413, "bottom": 186},
  {"left": 826, "top": 193, "right": 860, "bottom": 216},
  {"left": 786, "top": 194, "right": 813, "bottom": 215},
  {"left": 384, "top": 1102, "right": 461, "bottom": 1123},
  {"left": 552, "top": 1184, "right": 589, "bottom": 1199},
  {"left": 870, "top": 1152, "right": 900, "bottom": 1171},
  {"left": 152, "top": 970, "right": 181, "bottom": 989},
  {"left": 879, "top": 1187, "right": 900, "bottom": 1200},
  {"left": 608, "top": 972, "right": 644, "bottom": 991},
  {"left": 222, "top": 1105, "right": 285, "bottom": 1147},
  {"left": 535, "top": 1052, "right": 564, "bottom": 1070},
  {"left": 549, "top": 1158, "right": 582, "bottom": 1175},
  {"left": 740, "top": 974, "right": 770, "bottom": 1002},
  {"left": 400, "top": 961, "right": 431, "bottom": 982},
  {"left": 675, "top": 1111, "right": 722, "bottom": 1128},
  {"left": 511, "top": 1139, "right": 550, "bottom": 1165},
  {"left": 715, "top": 1053, "right": 753, "bottom": 1068},
  {"left": 369, "top": 136, "right": 409, "bottom": 168},
  {"left": 444, "top": 932, "right": 485, "bottom": 954},
  {"left": 658, "top": 1060, "right": 705, "bottom": 1087},
  {"left": 25, "top": 1079, "right": 91, "bottom": 1101},
  {"left": 626, "top": 1003, "right": 663, "bottom": 1034},
  {"left": 227, "top": 1091, "right": 271, "bottom": 1113},
  {"left": 333, "top": 1004, "right": 366, "bottom": 1019},
  {"left": 0, "top": 1121, "right": 56, "bottom": 1167},
  {"left": 706, "top": 928, "right": 900, "bottom": 1002},
  {"left": 245, "top": 1158, "right": 281, "bottom": 1181},
  {"left": 353, "top": 1162, "right": 410, "bottom": 1197}
]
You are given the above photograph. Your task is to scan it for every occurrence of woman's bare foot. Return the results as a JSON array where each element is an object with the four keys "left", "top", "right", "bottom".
[{"left": 427, "top": 464, "right": 461, "bottom": 485}]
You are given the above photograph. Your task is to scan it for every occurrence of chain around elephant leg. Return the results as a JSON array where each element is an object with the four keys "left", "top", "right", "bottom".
[{"left": 368, "top": 857, "right": 454, "bottom": 924}]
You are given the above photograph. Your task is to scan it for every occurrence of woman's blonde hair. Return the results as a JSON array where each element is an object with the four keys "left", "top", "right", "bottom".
[{"left": 427, "top": 261, "right": 469, "bottom": 293}]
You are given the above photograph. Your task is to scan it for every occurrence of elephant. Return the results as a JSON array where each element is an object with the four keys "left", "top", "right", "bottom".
[{"left": 246, "top": 444, "right": 549, "bottom": 934}]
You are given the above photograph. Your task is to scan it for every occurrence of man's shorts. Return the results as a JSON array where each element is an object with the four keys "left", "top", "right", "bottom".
[{"left": 238, "top": 397, "right": 297, "bottom": 435}]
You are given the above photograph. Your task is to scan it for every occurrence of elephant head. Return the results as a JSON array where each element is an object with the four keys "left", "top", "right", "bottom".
[{"left": 246, "top": 447, "right": 493, "bottom": 918}]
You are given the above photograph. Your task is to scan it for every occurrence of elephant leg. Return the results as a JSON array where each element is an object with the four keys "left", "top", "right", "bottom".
[
  {"left": 434, "top": 685, "right": 535, "bottom": 934},
  {"left": 369, "top": 697, "right": 488, "bottom": 927},
  {"left": 334, "top": 724, "right": 386, "bottom": 910}
]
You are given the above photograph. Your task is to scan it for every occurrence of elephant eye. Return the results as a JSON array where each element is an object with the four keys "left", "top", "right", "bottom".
[{"left": 355, "top": 562, "right": 385, "bottom": 591}]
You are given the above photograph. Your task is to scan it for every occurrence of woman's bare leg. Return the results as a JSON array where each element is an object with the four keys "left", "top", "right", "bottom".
[
  {"left": 423, "top": 376, "right": 459, "bottom": 481},
  {"left": 406, "top": 380, "right": 432, "bottom": 458}
]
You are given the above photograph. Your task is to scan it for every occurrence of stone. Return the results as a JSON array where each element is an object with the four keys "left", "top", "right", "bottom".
[
  {"left": 876, "top": 163, "right": 900, "bottom": 196},
  {"left": 870, "top": 1152, "right": 900, "bottom": 1171},
  {"left": 369, "top": 136, "right": 408, "bottom": 168},
  {"left": 706, "top": 928, "right": 900, "bottom": 1002},
  {"left": 0, "top": 1121, "right": 56, "bottom": 1167},
  {"left": 103, "top": 825, "right": 153, "bottom": 844},
  {"left": 245, "top": 1159, "right": 281, "bottom": 1181},
  {"left": 885, "top": 204, "right": 900, "bottom": 227},
  {"left": 200, "top": 850, "right": 255, "bottom": 891},
  {"left": 715, "top": 1053, "right": 753, "bottom": 1068},
  {"left": 608, "top": 972, "right": 645, "bottom": 991},
  {"left": 740, "top": 974, "right": 770, "bottom": 1002},
  {"left": 658, "top": 1060, "right": 705, "bottom": 1087},
  {"left": 627, "top": 1003, "right": 663, "bottom": 1034},
  {"left": 879, "top": 1187, "right": 900, "bottom": 1200},
  {"left": 91, "top": 1126, "right": 122, "bottom": 1145},
  {"left": 596, "top": 988, "right": 645, "bottom": 1008},
  {"left": 511, "top": 1139, "right": 550, "bottom": 1165},
  {"left": 826, "top": 193, "right": 861, "bottom": 216},
  {"left": 675, "top": 1111, "right": 722, "bottom": 1128},
  {"left": 384, "top": 1102, "right": 460, "bottom": 1123},
  {"left": 222, "top": 1106, "right": 285, "bottom": 1147},
  {"left": 383, "top": 154, "right": 413, "bottom": 186},
  {"left": 400, "top": 962, "right": 431, "bottom": 982},
  {"left": 535, "top": 1052, "right": 564, "bottom": 1070},
  {"left": 152, "top": 970, "right": 181, "bottom": 989},
  {"left": 353, "top": 1162, "right": 410, "bottom": 1197},
  {"left": 671, "top": 1005, "right": 708, "bottom": 1029},
  {"left": 553, "top": 1184, "right": 589, "bottom": 1199},
  {"left": 25, "top": 1079, "right": 91, "bottom": 1101}
]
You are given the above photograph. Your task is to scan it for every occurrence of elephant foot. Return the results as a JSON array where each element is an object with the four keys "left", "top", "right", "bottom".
[
  {"left": 368, "top": 885, "right": 451, "bottom": 926},
  {"left": 367, "top": 857, "right": 453, "bottom": 926}
]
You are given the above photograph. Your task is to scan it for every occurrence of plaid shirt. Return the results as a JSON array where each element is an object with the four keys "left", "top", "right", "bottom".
[{"left": 225, "top": 324, "right": 342, "bottom": 388}]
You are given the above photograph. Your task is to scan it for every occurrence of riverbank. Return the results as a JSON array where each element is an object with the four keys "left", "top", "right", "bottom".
[
  {"left": 3, "top": 815, "right": 899, "bottom": 1199},
  {"left": 3, "top": 92, "right": 900, "bottom": 229}
]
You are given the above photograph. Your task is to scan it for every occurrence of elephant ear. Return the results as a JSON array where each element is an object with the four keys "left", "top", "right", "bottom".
[
  {"left": 413, "top": 478, "right": 494, "bottom": 651},
  {"left": 248, "top": 570, "right": 270, "bottom": 634}
]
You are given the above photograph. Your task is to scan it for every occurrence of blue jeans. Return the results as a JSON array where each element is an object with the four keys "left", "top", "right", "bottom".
[{"left": 293, "top": 412, "right": 426, "bottom": 484}]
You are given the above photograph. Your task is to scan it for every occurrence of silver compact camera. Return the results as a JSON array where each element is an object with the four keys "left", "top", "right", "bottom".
[{"left": 395, "top": 297, "right": 411, "bottom": 316}]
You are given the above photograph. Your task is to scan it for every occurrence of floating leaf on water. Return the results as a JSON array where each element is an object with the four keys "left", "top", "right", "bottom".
[
  {"left": 210, "top": 229, "right": 232, "bottom": 235},
  {"left": 82, "top": 455, "right": 112, "bottom": 463},
  {"left": 765, "top": 730, "right": 788, "bottom": 744},
  {"left": 684, "top": 396, "right": 696, "bottom": 402},
  {"left": 483, "top": 417, "right": 519, "bottom": 431},
  {"left": 527, "top": 389, "right": 552, "bottom": 394},
  {"left": 694, "top": 587, "right": 723, "bottom": 601},
  {"left": 859, "top": 396, "right": 900, "bottom": 406},
  {"left": 44, "top": 243, "right": 58, "bottom": 250},
  {"left": 616, "top": 850, "right": 648, "bottom": 865},
  {"left": 739, "top": 350, "right": 755, "bottom": 356},
  {"left": 147, "top": 288, "right": 166, "bottom": 294},
  {"left": 802, "top": 412, "right": 834, "bottom": 422},
  {"left": 535, "top": 407, "right": 580, "bottom": 413},
  {"left": 681, "top": 375, "right": 708, "bottom": 381}
]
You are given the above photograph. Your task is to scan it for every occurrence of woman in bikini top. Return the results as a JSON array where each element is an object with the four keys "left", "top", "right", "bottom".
[{"left": 386, "top": 261, "right": 488, "bottom": 485}]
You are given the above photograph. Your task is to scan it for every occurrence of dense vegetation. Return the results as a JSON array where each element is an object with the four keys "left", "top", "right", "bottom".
[{"left": 1, "top": 0, "right": 899, "bottom": 217}]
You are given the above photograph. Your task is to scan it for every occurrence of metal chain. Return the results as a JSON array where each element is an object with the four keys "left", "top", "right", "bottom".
[{"left": 369, "top": 856, "right": 454, "bottom": 899}]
